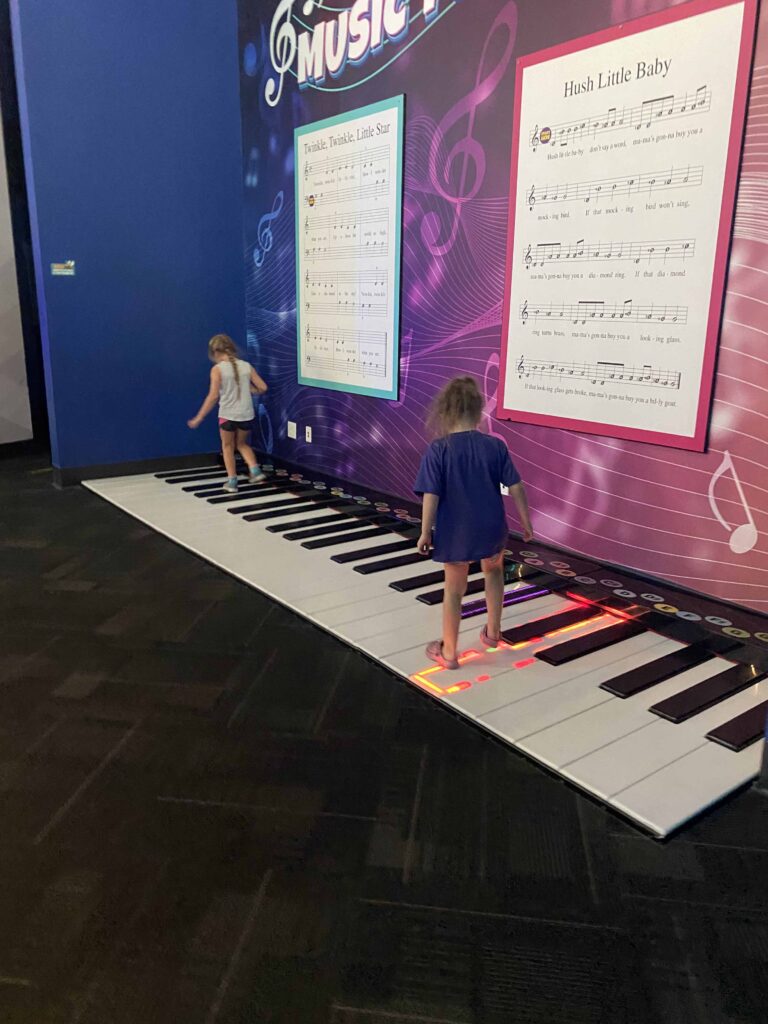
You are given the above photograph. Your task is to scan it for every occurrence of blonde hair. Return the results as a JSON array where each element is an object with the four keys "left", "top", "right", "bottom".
[
  {"left": 428, "top": 376, "right": 484, "bottom": 436},
  {"left": 208, "top": 334, "right": 241, "bottom": 399}
]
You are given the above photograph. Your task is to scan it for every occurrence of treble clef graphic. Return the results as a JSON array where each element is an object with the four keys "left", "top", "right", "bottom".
[
  {"left": 421, "top": 2, "right": 518, "bottom": 257},
  {"left": 527, "top": 185, "right": 536, "bottom": 210},
  {"left": 482, "top": 352, "right": 505, "bottom": 440},
  {"left": 531, "top": 124, "right": 540, "bottom": 149},
  {"left": 253, "top": 191, "right": 284, "bottom": 268},
  {"left": 517, "top": 355, "right": 525, "bottom": 375},
  {"left": 521, "top": 300, "right": 529, "bottom": 324},
  {"left": 524, "top": 244, "right": 532, "bottom": 268},
  {"left": 265, "top": 0, "right": 297, "bottom": 108}
]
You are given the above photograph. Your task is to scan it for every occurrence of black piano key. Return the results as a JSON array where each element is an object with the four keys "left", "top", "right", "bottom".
[
  {"left": 301, "top": 527, "right": 390, "bottom": 550},
  {"left": 184, "top": 479, "right": 252, "bottom": 493},
  {"left": 195, "top": 478, "right": 302, "bottom": 497},
  {"left": 164, "top": 470, "right": 229, "bottom": 484},
  {"left": 600, "top": 639, "right": 740, "bottom": 698},
  {"left": 390, "top": 568, "right": 445, "bottom": 592},
  {"left": 501, "top": 606, "right": 603, "bottom": 646},
  {"left": 649, "top": 664, "right": 767, "bottom": 724},
  {"left": 212, "top": 488, "right": 319, "bottom": 507},
  {"left": 267, "top": 513, "right": 353, "bottom": 533},
  {"left": 414, "top": 565, "right": 493, "bottom": 605},
  {"left": 243, "top": 501, "right": 355, "bottom": 523},
  {"left": 156, "top": 466, "right": 218, "bottom": 478},
  {"left": 706, "top": 699, "right": 768, "bottom": 751},
  {"left": 197, "top": 484, "right": 287, "bottom": 499},
  {"left": 284, "top": 517, "right": 391, "bottom": 541},
  {"left": 460, "top": 585, "right": 552, "bottom": 621},
  {"left": 332, "top": 539, "right": 415, "bottom": 564},
  {"left": 536, "top": 619, "right": 645, "bottom": 666},
  {"left": 230, "top": 495, "right": 335, "bottom": 515},
  {"left": 354, "top": 551, "right": 428, "bottom": 575}
]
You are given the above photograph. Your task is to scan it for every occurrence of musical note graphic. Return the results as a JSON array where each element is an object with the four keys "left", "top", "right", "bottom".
[
  {"left": 523, "top": 237, "right": 695, "bottom": 269},
  {"left": 264, "top": 0, "right": 297, "bottom": 108},
  {"left": 303, "top": 326, "right": 388, "bottom": 379},
  {"left": 524, "top": 164, "right": 702, "bottom": 209},
  {"left": 421, "top": 2, "right": 518, "bottom": 257},
  {"left": 529, "top": 84, "right": 711, "bottom": 150},
  {"left": 245, "top": 147, "right": 259, "bottom": 188},
  {"left": 707, "top": 451, "right": 758, "bottom": 554},
  {"left": 516, "top": 355, "right": 682, "bottom": 390},
  {"left": 302, "top": 204, "right": 389, "bottom": 261},
  {"left": 303, "top": 145, "right": 390, "bottom": 208},
  {"left": 393, "top": 329, "right": 413, "bottom": 408},
  {"left": 252, "top": 190, "right": 284, "bottom": 269},
  {"left": 519, "top": 298, "right": 687, "bottom": 325},
  {"left": 481, "top": 351, "right": 506, "bottom": 441},
  {"left": 303, "top": 269, "right": 389, "bottom": 317}
]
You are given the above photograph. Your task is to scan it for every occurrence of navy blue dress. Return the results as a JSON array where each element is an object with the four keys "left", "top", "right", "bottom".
[{"left": 414, "top": 431, "right": 521, "bottom": 563}]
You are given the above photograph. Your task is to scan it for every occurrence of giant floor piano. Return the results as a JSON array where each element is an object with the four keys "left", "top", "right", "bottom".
[{"left": 85, "top": 459, "right": 768, "bottom": 838}]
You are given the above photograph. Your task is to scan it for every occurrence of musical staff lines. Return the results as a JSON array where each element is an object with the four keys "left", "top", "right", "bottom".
[
  {"left": 304, "top": 144, "right": 390, "bottom": 179},
  {"left": 525, "top": 164, "right": 702, "bottom": 210},
  {"left": 530, "top": 84, "right": 711, "bottom": 150},
  {"left": 304, "top": 324, "right": 388, "bottom": 379},
  {"left": 524, "top": 236, "right": 695, "bottom": 269},
  {"left": 304, "top": 269, "right": 389, "bottom": 318},
  {"left": 303, "top": 208, "right": 389, "bottom": 261},
  {"left": 520, "top": 297, "right": 688, "bottom": 325},
  {"left": 516, "top": 355, "right": 682, "bottom": 390},
  {"left": 303, "top": 145, "right": 390, "bottom": 209}
]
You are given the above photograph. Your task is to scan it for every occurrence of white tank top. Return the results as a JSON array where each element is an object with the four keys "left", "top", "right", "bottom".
[{"left": 218, "top": 358, "right": 255, "bottom": 422}]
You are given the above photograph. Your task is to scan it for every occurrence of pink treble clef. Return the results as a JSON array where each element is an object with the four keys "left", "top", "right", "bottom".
[
  {"left": 482, "top": 351, "right": 505, "bottom": 441},
  {"left": 421, "top": 2, "right": 518, "bottom": 258}
]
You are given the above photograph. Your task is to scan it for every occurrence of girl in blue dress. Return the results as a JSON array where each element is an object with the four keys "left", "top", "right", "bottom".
[{"left": 415, "top": 376, "right": 534, "bottom": 670}]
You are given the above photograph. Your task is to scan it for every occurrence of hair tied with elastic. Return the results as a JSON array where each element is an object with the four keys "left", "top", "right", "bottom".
[{"left": 208, "top": 334, "right": 242, "bottom": 400}]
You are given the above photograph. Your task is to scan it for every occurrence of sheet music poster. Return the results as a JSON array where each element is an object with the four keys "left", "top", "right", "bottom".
[
  {"left": 498, "top": 0, "right": 756, "bottom": 450},
  {"left": 295, "top": 96, "right": 404, "bottom": 400}
]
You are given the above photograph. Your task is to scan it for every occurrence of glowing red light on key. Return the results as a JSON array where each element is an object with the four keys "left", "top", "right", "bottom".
[
  {"left": 446, "top": 681, "right": 472, "bottom": 693},
  {"left": 514, "top": 657, "right": 536, "bottom": 669},
  {"left": 475, "top": 674, "right": 490, "bottom": 683}
]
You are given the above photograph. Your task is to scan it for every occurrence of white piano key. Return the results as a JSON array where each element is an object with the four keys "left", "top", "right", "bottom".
[
  {"left": 515, "top": 649, "right": 726, "bottom": 768},
  {"left": 565, "top": 679, "right": 768, "bottom": 800},
  {"left": 610, "top": 734, "right": 764, "bottom": 837},
  {"left": 294, "top": 562, "right": 482, "bottom": 614},
  {"left": 383, "top": 593, "right": 572, "bottom": 677}
]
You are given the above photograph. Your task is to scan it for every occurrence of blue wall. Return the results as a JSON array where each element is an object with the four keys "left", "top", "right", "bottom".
[{"left": 12, "top": 0, "right": 245, "bottom": 469}]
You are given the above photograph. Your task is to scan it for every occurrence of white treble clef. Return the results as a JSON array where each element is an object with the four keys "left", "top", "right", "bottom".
[{"left": 265, "top": 0, "right": 297, "bottom": 108}]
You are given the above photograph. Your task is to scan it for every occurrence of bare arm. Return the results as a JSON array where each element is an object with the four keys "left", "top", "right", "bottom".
[
  {"left": 188, "top": 367, "right": 221, "bottom": 428},
  {"left": 509, "top": 481, "right": 534, "bottom": 541},
  {"left": 250, "top": 367, "right": 268, "bottom": 395},
  {"left": 417, "top": 492, "right": 440, "bottom": 554}
]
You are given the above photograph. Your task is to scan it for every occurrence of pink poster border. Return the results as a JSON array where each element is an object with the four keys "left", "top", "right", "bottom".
[{"left": 497, "top": 0, "right": 758, "bottom": 452}]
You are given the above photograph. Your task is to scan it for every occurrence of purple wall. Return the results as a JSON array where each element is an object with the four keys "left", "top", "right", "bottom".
[{"left": 238, "top": 0, "right": 768, "bottom": 613}]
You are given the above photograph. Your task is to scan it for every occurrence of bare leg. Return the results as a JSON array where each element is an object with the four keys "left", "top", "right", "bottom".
[
  {"left": 482, "top": 551, "right": 505, "bottom": 642},
  {"left": 219, "top": 428, "right": 237, "bottom": 478},
  {"left": 442, "top": 562, "right": 469, "bottom": 662},
  {"left": 236, "top": 428, "right": 258, "bottom": 472}
]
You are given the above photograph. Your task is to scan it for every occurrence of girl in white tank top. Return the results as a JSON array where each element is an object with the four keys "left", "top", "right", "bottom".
[{"left": 187, "top": 334, "right": 268, "bottom": 492}]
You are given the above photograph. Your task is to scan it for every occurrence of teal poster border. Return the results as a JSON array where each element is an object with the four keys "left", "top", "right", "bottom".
[{"left": 294, "top": 94, "right": 404, "bottom": 401}]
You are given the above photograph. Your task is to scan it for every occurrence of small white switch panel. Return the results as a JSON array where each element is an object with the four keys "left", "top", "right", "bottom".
[
  {"left": 287, "top": 421, "right": 297, "bottom": 439},
  {"left": 305, "top": 425, "right": 313, "bottom": 443}
]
